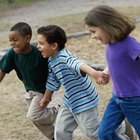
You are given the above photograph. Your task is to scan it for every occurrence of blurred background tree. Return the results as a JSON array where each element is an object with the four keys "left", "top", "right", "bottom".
[{"left": 8, "top": 0, "right": 15, "bottom": 4}]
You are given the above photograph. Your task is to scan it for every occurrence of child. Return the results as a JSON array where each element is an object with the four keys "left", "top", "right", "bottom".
[
  {"left": 0, "top": 22, "right": 57, "bottom": 140},
  {"left": 84, "top": 5, "right": 140, "bottom": 140},
  {"left": 37, "top": 25, "right": 109, "bottom": 140}
]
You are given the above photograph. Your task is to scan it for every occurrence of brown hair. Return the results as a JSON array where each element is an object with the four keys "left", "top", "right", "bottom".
[
  {"left": 37, "top": 25, "right": 67, "bottom": 50},
  {"left": 84, "top": 5, "right": 136, "bottom": 42}
]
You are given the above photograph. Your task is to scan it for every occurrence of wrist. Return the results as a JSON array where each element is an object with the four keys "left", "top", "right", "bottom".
[
  {"left": 92, "top": 70, "right": 99, "bottom": 79},
  {"left": 44, "top": 96, "right": 52, "bottom": 102},
  {"left": 103, "top": 67, "right": 109, "bottom": 75}
]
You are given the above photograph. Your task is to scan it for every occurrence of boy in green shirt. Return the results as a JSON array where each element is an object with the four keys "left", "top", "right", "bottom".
[{"left": 0, "top": 22, "right": 57, "bottom": 140}]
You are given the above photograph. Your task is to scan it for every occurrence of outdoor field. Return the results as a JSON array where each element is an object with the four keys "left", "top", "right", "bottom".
[{"left": 0, "top": 0, "right": 140, "bottom": 139}]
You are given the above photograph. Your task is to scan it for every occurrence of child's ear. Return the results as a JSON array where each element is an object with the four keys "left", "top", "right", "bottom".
[
  {"left": 26, "top": 35, "right": 31, "bottom": 43},
  {"left": 53, "top": 43, "right": 58, "bottom": 50}
]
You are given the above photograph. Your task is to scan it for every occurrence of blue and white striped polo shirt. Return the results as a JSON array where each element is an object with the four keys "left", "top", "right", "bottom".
[{"left": 46, "top": 49, "right": 99, "bottom": 114}]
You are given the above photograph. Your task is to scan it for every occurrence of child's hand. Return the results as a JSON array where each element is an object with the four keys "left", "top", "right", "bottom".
[
  {"left": 95, "top": 71, "right": 110, "bottom": 85},
  {"left": 39, "top": 97, "right": 50, "bottom": 108},
  {"left": 94, "top": 71, "right": 104, "bottom": 84},
  {"left": 101, "top": 72, "right": 110, "bottom": 84}
]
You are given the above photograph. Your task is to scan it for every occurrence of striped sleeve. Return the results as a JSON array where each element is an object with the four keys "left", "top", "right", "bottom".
[
  {"left": 46, "top": 67, "right": 61, "bottom": 91},
  {"left": 66, "top": 56, "right": 85, "bottom": 76}
]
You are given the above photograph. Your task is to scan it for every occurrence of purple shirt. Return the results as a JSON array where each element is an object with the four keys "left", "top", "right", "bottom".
[{"left": 106, "top": 36, "right": 140, "bottom": 97}]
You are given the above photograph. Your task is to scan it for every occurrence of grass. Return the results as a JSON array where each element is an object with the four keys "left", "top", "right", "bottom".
[
  {"left": 0, "top": 23, "right": 10, "bottom": 30},
  {"left": 118, "top": 6, "right": 140, "bottom": 17},
  {"left": 1, "top": 6, "right": 140, "bottom": 48},
  {"left": 47, "top": 6, "right": 140, "bottom": 34},
  {"left": 47, "top": 13, "right": 87, "bottom": 33},
  {"left": 0, "top": 0, "right": 41, "bottom": 4}
]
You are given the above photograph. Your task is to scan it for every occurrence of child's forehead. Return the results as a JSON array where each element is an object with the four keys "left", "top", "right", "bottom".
[
  {"left": 9, "top": 30, "right": 24, "bottom": 37},
  {"left": 10, "top": 30, "right": 20, "bottom": 35},
  {"left": 37, "top": 34, "right": 47, "bottom": 40}
]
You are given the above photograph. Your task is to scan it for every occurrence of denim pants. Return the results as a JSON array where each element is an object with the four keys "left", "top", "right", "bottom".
[
  {"left": 55, "top": 104, "right": 99, "bottom": 140},
  {"left": 98, "top": 95, "right": 140, "bottom": 140}
]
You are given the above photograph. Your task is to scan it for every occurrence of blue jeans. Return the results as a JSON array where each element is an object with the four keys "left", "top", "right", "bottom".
[{"left": 98, "top": 95, "right": 140, "bottom": 140}]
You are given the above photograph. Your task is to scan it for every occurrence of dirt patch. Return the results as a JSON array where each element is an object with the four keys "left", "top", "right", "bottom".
[{"left": 0, "top": 0, "right": 140, "bottom": 140}]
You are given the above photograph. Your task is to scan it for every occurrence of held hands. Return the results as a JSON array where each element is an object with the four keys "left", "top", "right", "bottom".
[
  {"left": 80, "top": 64, "right": 109, "bottom": 85},
  {"left": 94, "top": 71, "right": 110, "bottom": 85}
]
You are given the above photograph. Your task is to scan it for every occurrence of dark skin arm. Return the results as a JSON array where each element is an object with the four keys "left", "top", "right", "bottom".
[{"left": 0, "top": 70, "right": 6, "bottom": 82}]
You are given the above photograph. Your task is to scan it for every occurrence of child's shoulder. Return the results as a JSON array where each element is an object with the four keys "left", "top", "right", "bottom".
[
  {"left": 123, "top": 35, "right": 138, "bottom": 43},
  {"left": 30, "top": 43, "right": 42, "bottom": 54},
  {"left": 112, "top": 36, "right": 138, "bottom": 47},
  {"left": 59, "top": 49, "right": 75, "bottom": 57},
  {"left": 6, "top": 48, "right": 15, "bottom": 55},
  {"left": 58, "top": 49, "right": 76, "bottom": 61}
]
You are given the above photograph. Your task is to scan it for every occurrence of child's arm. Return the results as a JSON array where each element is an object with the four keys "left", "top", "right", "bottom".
[
  {"left": 0, "top": 70, "right": 6, "bottom": 82},
  {"left": 39, "top": 89, "right": 53, "bottom": 108},
  {"left": 80, "top": 64, "right": 103, "bottom": 79},
  {"left": 101, "top": 67, "right": 110, "bottom": 84},
  {"left": 103, "top": 67, "right": 109, "bottom": 75},
  {"left": 80, "top": 64, "right": 109, "bottom": 84}
]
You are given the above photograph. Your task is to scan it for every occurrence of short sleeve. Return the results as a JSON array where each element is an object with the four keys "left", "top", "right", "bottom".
[
  {"left": 46, "top": 67, "right": 61, "bottom": 91},
  {"left": 126, "top": 37, "right": 140, "bottom": 60},
  {"left": 0, "top": 49, "right": 15, "bottom": 73},
  {"left": 65, "top": 56, "right": 85, "bottom": 76}
]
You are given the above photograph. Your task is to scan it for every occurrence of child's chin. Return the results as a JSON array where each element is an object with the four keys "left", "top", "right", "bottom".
[
  {"left": 41, "top": 53, "right": 47, "bottom": 58},
  {"left": 14, "top": 49, "right": 21, "bottom": 54},
  {"left": 42, "top": 55, "right": 47, "bottom": 58}
]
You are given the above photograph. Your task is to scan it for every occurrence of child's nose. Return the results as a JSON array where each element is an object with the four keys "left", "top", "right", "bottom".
[
  {"left": 10, "top": 41, "right": 14, "bottom": 47},
  {"left": 91, "top": 33, "right": 96, "bottom": 39},
  {"left": 37, "top": 43, "right": 40, "bottom": 49}
]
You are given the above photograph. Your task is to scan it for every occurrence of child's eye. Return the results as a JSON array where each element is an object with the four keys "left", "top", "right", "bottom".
[
  {"left": 89, "top": 30, "right": 95, "bottom": 34},
  {"left": 10, "top": 38, "right": 18, "bottom": 42},
  {"left": 40, "top": 42, "right": 44, "bottom": 45},
  {"left": 9, "top": 39, "right": 17, "bottom": 42},
  {"left": 38, "top": 41, "right": 43, "bottom": 45}
]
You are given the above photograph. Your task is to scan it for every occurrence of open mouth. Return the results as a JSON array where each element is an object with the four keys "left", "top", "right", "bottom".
[
  {"left": 13, "top": 47, "right": 19, "bottom": 51},
  {"left": 41, "top": 52, "right": 46, "bottom": 57}
]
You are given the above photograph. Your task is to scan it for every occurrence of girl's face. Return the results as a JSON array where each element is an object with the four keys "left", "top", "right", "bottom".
[
  {"left": 37, "top": 34, "right": 57, "bottom": 59},
  {"left": 87, "top": 26, "right": 110, "bottom": 45},
  {"left": 9, "top": 31, "right": 31, "bottom": 53}
]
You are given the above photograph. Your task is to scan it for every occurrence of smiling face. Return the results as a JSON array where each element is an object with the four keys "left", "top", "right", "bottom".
[
  {"left": 87, "top": 26, "right": 111, "bottom": 45},
  {"left": 37, "top": 34, "right": 58, "bottom": 59},
  {"left": 9, "top": 31, "right": 31, "bottom": 54}
]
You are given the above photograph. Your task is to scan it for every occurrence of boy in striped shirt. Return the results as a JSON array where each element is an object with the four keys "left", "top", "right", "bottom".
[{"left": 37, "top": 25, "right": 109, "bottom": 140}]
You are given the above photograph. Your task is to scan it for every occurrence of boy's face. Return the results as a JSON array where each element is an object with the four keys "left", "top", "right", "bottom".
[
  {"left": 9, "top": 31, "right": 31, "bottom": 53},
  {"left": 37, "top": 34, "right": 57, "bottom": 58},
  {"left": 86, "top": 25, "right": 110, "bottom": 45}
]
